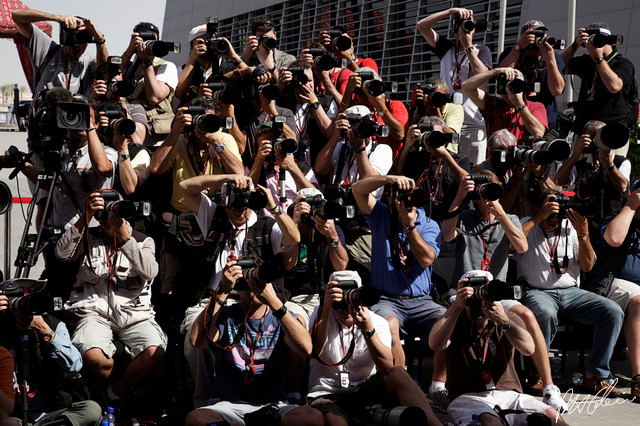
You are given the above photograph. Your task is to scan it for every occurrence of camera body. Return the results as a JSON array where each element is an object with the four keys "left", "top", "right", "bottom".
[
  {"left": 531, "top": 30, "right": 566, "bottom": 49},
  {"left": 585, "top": 28, "right": 623, "bottom": 48},
  {"left": 390, "top": 183, "right": 429, "bottom": 209},
  {"left": 417, "top": 123, "right": 460, "bottom": 148},
  {"left": 235, "top": 258, "right": 279, "bottom": 290},
  {"left": 221, "top": 181, "right": 268, "bottom": 211},
  {"left": 467, "top": 174, "right": 503, "bottom": 201},
  {"left": 203, "top": 17, "right": 229, "bottom": 55},
  {"left": 332, "top": 280, "right": 380, "bottom": 310},
  {"left": 285, "top": 66, "right": 309, "bottom": 90},
  {"left": 0, "top": 278, "right": 51, "bottom": 316},
  {"left": 453, "top": 14, "right": 493, "bottom": 33},
  {"left": 345, "top": 114, "right": 389, "bottom": 139},
  {"left": 551, "top": 194, "right": 597, "bottom": 219},
  {"left": 139, "top": 32, "right": 181, "bottom": 57},
  {"left": 464, "top": 276, "right": 522, "bottom": 306},
  {"left": 321, "top": 184, "right": 357, "bottom": 223},
  {"left": 323, "top": 29, "right": 352, "bottom": 51},
  {"left": 258, "top": 35, "right": 278, "bottom": 50},
  {"left": 93, "top": 190, "right": 151, "bottom": 221},
  {"left": 60, "top": 24, "right": 96, "bottom": 47},
  {"left": 495, "top": 74, "right": 541, "bottom": 95},
  {"left": 183, "top": 105, "right": 233, "bottom": 133}
]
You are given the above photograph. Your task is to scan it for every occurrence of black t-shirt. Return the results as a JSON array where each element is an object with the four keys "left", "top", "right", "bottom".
[{"left": 567, "top": 50, "right": 635, "bottom": 131}]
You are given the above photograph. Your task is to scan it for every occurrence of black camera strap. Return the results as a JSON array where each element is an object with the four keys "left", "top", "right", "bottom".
[
  {"left": 309, "top": 303, "right": 356, "bottom": 366},
  {"left": 35, "top": 45, "right": 61, "bottom": 90},
  {"left": 204, "top": 290, "right": 247, "bottom": 351},
  {"left": 389, "top": 213, "right": 413, "bottom": 272}
]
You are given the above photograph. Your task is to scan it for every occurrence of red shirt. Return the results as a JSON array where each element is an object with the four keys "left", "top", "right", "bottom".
[
  {"left": 372, "top": 99, "right": 409, "bottom": 157},
  {"left": 330, "top": 67, "right": 353, "bottom": 95},
  {"left": 356, "top": 57, "right": 379, "bottom": 74},
  {"left": 482, "top": 95, "right": 548, "bottom": 140}
]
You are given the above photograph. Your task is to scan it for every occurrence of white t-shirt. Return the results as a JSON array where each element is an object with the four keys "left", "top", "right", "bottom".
[
  {"left": 195, "top": 194, "right": 288, "bottom": 290},
  {"left": 568, "top": 154, "right": 631, "bottom": 186},
  {"left": 130, "top": 56, "right": 179, "bottom": 99},
  {"left": 516, "top": 218, "right": 583, "bottom": 289},
  {"left": 307, "top": 307, "right": 391, "bottom": 398},
  {"left": 330, "top": 141, "right": 393, "bottom": 199}
]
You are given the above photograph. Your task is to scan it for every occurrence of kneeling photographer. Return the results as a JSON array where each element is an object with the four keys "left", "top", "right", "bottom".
[
  {"left": 306, "top": 270, "right": 441, "bottom": 426},
  {"left": 178, "top": 173, "right": 300, "bottom": 407},
  {"left": 429, "top": 271, "right": 567, "bottom": 426},
  {"left": 55, "top": 190, "right": 166, "bottom": 408}
]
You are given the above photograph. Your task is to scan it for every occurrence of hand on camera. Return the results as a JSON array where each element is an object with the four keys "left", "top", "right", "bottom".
[
  {"left": 190, "top": 39, "right": 208, "bottom": 63},
  {"left": 312, "top": 216, "right": 338, "bottom": 240},
  {"left": 389, "top": 175, "right": 415, "bottom": 192},
  {"left": 482, "top": 300, "right": 509, "bottom": 325},
  {"left": 538, "top": 194, "right": 560, "bottom": 220},
  {"left": 518, "top": 29, "right": 536, "bottom": 50},
  {"left": 332, "top": 113, "right": 350, "bottom": 140},
  {"left": 293, "top": 196, "right": 311, "bottom": 225},
  {"left": 350, "top": 305, "right": 373, "bottom": 331},
  {"left": 566, "top": 209, "right": 588, "bottom": 236},
  {"left": 396, "top": 198, "right": 417, "bottom": 228},
  {"left": 15, "top": 313, "right": 52, "bottom": 335},
  {"left": 226, "top": 174, "right": 251, "bottom": 190},
  {"left": 59, "top": 15, "right": 83, "bottom": 30},
  {"left": 405, "top": 124, "right": 420, "bottom": 148},
  {"left": 87, "top": 192, "right": 105, "bottom": 220},
  {"left": 82, "top": 18, "right": 103, "bottom": 43},
  {"left": 171, "top": 107, "right": 192, "bottom": 134},
  {"left": 626, "top": 189, "right": 640, "bottom": 211},
  {"left": 453, "top": 280, "right": 474, "bottom": 310},
  {"left": 256, "top": 139, "right": 273, "bottom": 162},
  {"left": 0, "top": 292, "right": 7, "bottom": 312},
  {"left": 449, "top": 8, "right": 473, "bottom": 20},
  {"left": 243, "top": 35, "right": 259, "bottom": 57},
  {"left": 576, "top": 134, "right": 592, "bottom": 155},
  {"left": 586, "top": 37, "right": 604, "bottom": 61},
  {"left": 90, "top": 80, "right": 107, "bottom": 100},
  {"left": 324, "top": 281, "right": 343, "bottom": 310},
  {"left": 221, "top": 260, "right": 242, "bottom": 293},
  {"left": 411, "top": 84, "right": 424, "bottom": 109},
  {"left": 256, "top": 184, "right": 277, "bottom": 210},
  {"left": 345, "top": 73, "right": 362, "bottom": 94},
  {"left": 575, "top": 28, "right": 589, "bottom": 48}
]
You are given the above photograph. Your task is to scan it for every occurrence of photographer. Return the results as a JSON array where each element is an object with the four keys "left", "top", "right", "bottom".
[
  {"left": 318, "top": 26, "right": 379, "bottom": 74},
  {"left": 561, "top": 22, "right": 636, "bottom": 154},
  {"left": 498, "top": 20, "right": 565, "bottom": 129},
  {"left": 417, "top": 7, "right": 492, "bottom": 165},
  {"left": 12, "top": 8, "right": 107, "bottom": 96},
  {"left": 339, "top": 68, "right": 408, "bottom": 156},
  {"left": 55, "top": 190, "right": 166, "bottom": 406},
  {"left": 352, "top": 175, "right": 445, "bottom": 370},
  {"left": 306, "top": 271, "right": 441, "bottom": 426},
  {"left": 239, "top": 16, "right": 296, "bottom": 74},
  {"left": 248, "top": 122, "right": 318, "bottom": 214},
  {"left": 122, "top": 22, "right": 178, "bottom": 146},
  {"left": 585, "top": 187, "right": 640, "bottom": 401},
  {"left": 299, "top": 41, "right": 349, "bottom": 106},
  {"left": 428, "top": 272, "right": 566, "bottom": 426},
  {"left": 463, "top": 67, "right": 548, "bottom": 140},
  {"left": 517, "top": 189, "right": 623, "bottom": 398},
  {"left": 178, "top": 173, "right": 300, "bottom": 407},
  {"left": 184, "top": 235, "right": 319, "bottom": 426},
  {"left": 409, "top": 77, "right": 464, "bottom": 139}
]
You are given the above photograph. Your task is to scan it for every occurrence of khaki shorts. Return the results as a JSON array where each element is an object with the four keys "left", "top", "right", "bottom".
[
  {"left": 72, "top": 315, "right": 167, "bottom": 358},
  {"left": 608, "top": 277, "right": 640, "bottom": 313}
]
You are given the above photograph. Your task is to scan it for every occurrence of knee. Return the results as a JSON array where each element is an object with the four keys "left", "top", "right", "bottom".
[
  {"left": 384, "top": 365, "right": 412, "bottom": 390},
  {"left": 185, "top": 409, "right": 219, "bottom": 426},
  {"left": 83, "top": 348, "right": 112, "bottom": 375},
  {"left": 288, "top": 407, "right": 324, "bottom": 426},
  {"left": 144, "top": 346, "right": 165, "bottom": 364},
  {"left": 385, "top": 317, "right": 400, "bottom": 337},
  {"left": 79, "top": 400, "right": 103, "bottom": 423}
]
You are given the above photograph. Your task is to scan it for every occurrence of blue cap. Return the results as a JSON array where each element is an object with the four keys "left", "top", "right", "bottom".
[
  {"left": 472, "top": 414, "right": 479, "bottom": 420},
  {"left": 107, "top": 407, "right": 114, "bottom": 414}
]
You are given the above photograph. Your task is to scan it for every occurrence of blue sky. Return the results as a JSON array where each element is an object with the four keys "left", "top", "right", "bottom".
[{"left": 0, "top": 0, "right": 167, "bottom": 92}]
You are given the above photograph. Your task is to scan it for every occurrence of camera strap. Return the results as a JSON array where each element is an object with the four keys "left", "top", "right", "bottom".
[
  {"left": 35, "top": 45, "right": 61, "bottom": 90},
  {"left": 310, "top": 304, "right": 356, "bottom": 366},
  {"left": 478, "top": 223, "right": 497, "bottom": 272},
  {"left": 204, "top": 290, "right": 250, "bottom": 351},
  {"left": 389, "top": 214, "right": 413, "bottom": 272}
]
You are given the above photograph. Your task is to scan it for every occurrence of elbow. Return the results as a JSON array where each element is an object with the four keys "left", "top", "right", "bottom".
[
  {"left": 516, "top": 240, "right": 528, "bottom": 254},
  {"left": 178, "top": 180, "right": 189, "bottom": 196},
  {"left": 604, "top": 233, "right": 624, "bottom": 248},
  {"left": 610, "top": 81, "right": 624, "bottom": 93},
  {"left": 581, "top": 261, "right": 594, "bottom": 273},
  {"left": 429, "top": 337, "right": 447, "bottom": 353},
  {"left": 520, "top": 343, "right": 535, "bottom": 357},
  {"left": 150, "top": 161, "right": 163, "bottom": 176},
  {"left": 96, "top": 162, "right": 113, "bottom": 176}
]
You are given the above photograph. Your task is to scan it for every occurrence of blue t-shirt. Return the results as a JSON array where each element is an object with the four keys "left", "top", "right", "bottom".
[
  {"left": 366, "top": 200, "right": 441, "bottom": 296},
  {"left": 601, "top": 216, "right": 640, "bottom": 285},
  {"left": 212, "top": 305, "right": 287, "bottom": 404}
]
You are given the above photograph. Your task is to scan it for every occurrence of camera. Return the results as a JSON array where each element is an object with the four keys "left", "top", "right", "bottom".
[
  {"left": 257, "top": 83, "right": 281, "bottom": 100},
  {"left": 552, "top": 194, "right": 598, "bottom": 219},
  {"left": 345, "top": 114, "right": 390, "bottom": 139},
  {"left": 207, "top": 84, "right": 241, "bottom": 105},
  {"left": 139, "top": 32, "right": 181, "bottom": 57},
  {"left": 323, "top": 29, "right": 352, "bottom": 51},
  {"left": 307, "top": 48, "right": 346, "bottom": 71},
  {"left": 258, "top": 35, "right": 278, "bottom": 50},
  {"left": 467, "top": 175, "right": 503, "bottom": 201},
  {"left": 183, "top": 105, "right": 233, "bottom": 133},
  {"left": 430, "top": 91, "right": 463, "bottom": 108},
  {"left": 495, "top": 74, "right": 541, "bottom": 95},
  {"left": 106, "top": 78, "right": 134, "bottom": 98},
  {"left": 584, "top": 122, "right": 629, "bottom": 154},
  {"left": 60, "top": 23, "right": 96, "bottom": 47},
  {"left": 202, "top": 17, "right": 229, "bottom": 55},
  {"left": 585, "top": 28, "right": 623, "bottom": 48},
  {"left": 390, "top": 183, "right": 429, "bottom": 209},
  {"left": 93, "top": 190, "right": 151, "bottom": 221},
  {"left": 511, "top": 146, "right": 554, "bottom": 166},
  {"left": 99, "top": 104, "right": 136, "bottom": 137},
  {"left": 465, "top": 276, "right": 522, "bottom": 306},
  {"left": 363, "top": 79, "right": 398, "bottom": 97},
  {"left": 273, "top": 137, "right": 298, "bottom": 155},
  {"left": 321, "top": 184, "right": 357, "bottom": 222},
  {"left": 368, "top": 405, "right": 428, "bottom": 426},
  {"left": 454, "top": 15, "right": 493, "bottom": 33},
  {"left": 221, "top": 181, "right": 269, "bottom": 211},
  {"left": 531, "top": 30, "right": 566, "bottom": 49},
  {"left": 332, "top": 280, "right": 380, "bottom": 310},
  {"left": 0, "top": 278, "right": 52, "bottom": 316},
  {"left": 233, "top": 258, "right": 280, "bottom": 290},
  {"left": 285, "top": 66, "right": 309, "bottom": 90},
  {"left": 527, "top": 137, "right": 571, "bottom": 162},
  {"left": 299, "top": 195, "right": 325, "bottom": 224},
  {"left": 417, "top": 123, "right": 460, "bottom": 148}
]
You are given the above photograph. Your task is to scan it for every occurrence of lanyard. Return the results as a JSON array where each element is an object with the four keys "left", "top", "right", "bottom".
[
  {"left": 338, "top": 322, "right": 355, "bottom": 371},
  {"left": 103, "top": 235, "right": 119, "bottom": 291},
  {"left": 226, "top": 228, "right": 245, "bottom": 262},
  {"left": 478, "top": 223, "right": 497, "bottom": 271},
  {"left": 244, "top": 308, "right": 268, "bottom": 386},
  {"left": 587, "top": 52, "right": 618, "bottom": 96},
  {"left": 544, "top": 224, "right": 568, "bottom": 274}
]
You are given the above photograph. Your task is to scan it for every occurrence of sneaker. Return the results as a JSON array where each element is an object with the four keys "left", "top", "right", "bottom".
[
  {"left": 543, "top": 384, "right": 568, "bottom": 413},
  {"left": 428, "top": 388, "right": 449, "bottom": 412},
  {"left": 631, "top": 375, "right": 640, "bottom": 403},
  {"left": 582, "top": 376, "right": 621, "bottom": 397},
  {"left": 528, "top": 375, "right": 544, "bottom": 396}
]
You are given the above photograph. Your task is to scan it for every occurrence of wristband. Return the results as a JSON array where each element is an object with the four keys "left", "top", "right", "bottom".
[
  {"left": 232, "top": 58, "right": 244, "bottom": 67},
  {"left": 595, "top": 57, "right": 605, "bottom": 65},
  {"left": 354, "top": 146, "right": 367, "bottom": 154},
  {"left": 378, "top": 107, "right": 389, "bottom": 116},
  {"left": 464, "top": 46, "right": 477, "bottom": 55},
  {"left": 273, "top": 304, "right": 288, "bottom": 320},
  {"left": 309, "top": 99, "right": 320, "bottom": 110},
  {"left": 142, "top": 62, "right": 153, "bottom": 69},
  {"left": 87, "top": 127, "right": 97, "bottom": 134},
  {"left": 515, "top": 104, "right": 527, "bottom": 113},
  {"left": 95, "top": 38, "right": 106, "bottom": 46},
  {"left": 403, "top": 224, "right": 416, "bottom": 233}
]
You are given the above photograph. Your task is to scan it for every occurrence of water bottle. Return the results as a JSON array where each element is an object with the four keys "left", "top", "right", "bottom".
[
  {"left": 101, "top": 421, "right": 109, "bottom": 426},
  {"left": 102, "top": 407, "right": 116, "bottom": 426},
  {"left": 551, "top": 352, "right": 562, "bottom": 381},
  {"left": 468, "top": 413, "right": 482, "bottom": 426},
  {"left": 571, "top": 372, "right": 583, "bottom": 386}
]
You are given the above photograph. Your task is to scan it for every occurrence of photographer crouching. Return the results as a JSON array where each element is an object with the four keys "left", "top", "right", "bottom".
[{"left": 54, "top": 190, "right": 166, "bottom": 409}]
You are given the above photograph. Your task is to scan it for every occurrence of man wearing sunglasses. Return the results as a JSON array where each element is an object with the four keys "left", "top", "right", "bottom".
[{"left": 516, "top": 188, "right": 624, "bottom": 397}]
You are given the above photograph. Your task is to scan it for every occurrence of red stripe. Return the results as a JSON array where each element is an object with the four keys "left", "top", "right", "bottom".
[{"left": 12, "top": 197, "right": 32, "bottom": 204}]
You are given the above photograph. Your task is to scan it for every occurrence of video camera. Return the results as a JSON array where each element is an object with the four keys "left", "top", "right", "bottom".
[
  {"left": 93, "top": 190, "right": 151, "bottom": 221},
  {"left": 453, "top": 14, "right": 493, "bottom": 33},
  {"left": 0, "top": 278, "right": 51, "bottom": 316},
  {"left": 583, "top": 122, "right": 629, "bottom": 154},
  {"left": 60, "top": 21, "right": 96, "bottom": 47},
  {"left": 551, "top": 194, "right": 598, "bottom": 219},
  {"left": 345, "top": 114, "right": 389, "bottom": 139},
  {"left": 221, "top": 181, "right": 269, "bottom": 211},
  {"left": 258, "top": 35, "right": 278, "bottom": 50},
  {"left": 467, "top": 175, "right": 503, "bottom": 201},
  {"left": 138, "top": 32, "right": 181, "bottom": 57},
  {"left": 97, "top": 103, "right": 136, "bottom": 138},
  {"left": 203, "top": 17, "right": 229, "bottom": 55},
  {"left": 531, "top": 30, "right": 566, "bottom": 49},
  {"left": 357, "top": 71, "right": 398, "bottom": 97},
  {"left": 323, "top": 29, "right": 352, "bottom": 52},
  {"left": 332, "top": 280, "right": 380, "bottom": 310},
  {"left": 417, "top": 123, "right": 460, "bottom": 148},
  {"left": 183, "top": 105, "right": 233, "bottom": 133},
  {"left": 390, "top": 183, "right": 429, "bottom": 209},
  {"left": 585, "top": 28, "right": 623, "bottom": 48},
  {"left": 496, "top": 74, "right": 541, "bottom": 95},
  {"left": 464, "top": 276, "right": 522, "bottom": 306}
]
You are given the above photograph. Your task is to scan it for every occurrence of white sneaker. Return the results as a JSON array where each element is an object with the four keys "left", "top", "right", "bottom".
[{"left": 543, "top": 384, "right": 568, "bottom": 413}]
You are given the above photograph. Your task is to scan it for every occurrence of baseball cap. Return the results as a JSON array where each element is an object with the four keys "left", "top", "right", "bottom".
[
  {"left": 329, "top": 270, "right": 362, "bottom": 287},
  {"left": 520, "top": 20, "right": 548, "bottom": 36},
  {"left": 587, "top": 22, "right": 612, "bottom": 35},
  {"left": 189, "top": 24, "right": 207, "bottom": 42},
  {"left": 297, "top": 188, "right": 324, "bottom": 200},
  {"left": 461, "top": 270, "right": 494, "bottom": 281},
  {"left": 355, "top": 67, "right": 381, "bottom": 81},
  {"left": 344, "top": 105, "right": 371, "bottom": 118}
]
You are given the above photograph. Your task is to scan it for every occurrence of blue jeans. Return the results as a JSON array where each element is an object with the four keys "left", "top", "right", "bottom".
[
  {"left": 523, "top": 286, "right": 624, "bottom": 378},
  {"left": 371, "top": 295, "right": 446, "bottom": 341}
]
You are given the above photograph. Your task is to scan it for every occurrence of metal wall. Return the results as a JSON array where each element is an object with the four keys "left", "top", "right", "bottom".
[{"left": 162, "top": 0, "right": 524, "bottom": 103}]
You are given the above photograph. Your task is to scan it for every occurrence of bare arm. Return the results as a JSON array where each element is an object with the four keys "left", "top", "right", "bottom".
[
  {"left": 142, "top": 67, "right": 172, "bottom": 106},
  {"left": 417, "top": 8, "right": 462, "bottom": 49},
  {"left": 87, "top": 122, "right": 113, "bottom": 176},
  {"left": 351, "top": 175, "right": 392, "bottom": 216},
  {"left": 493, "top": 205, "right": 528, "bottom": 253},
  {"left": 604, "top": 194, "right": 640, "bottom": 247},
  {"left": 11, "top": 9, "right": 82, "bottom": 40}
]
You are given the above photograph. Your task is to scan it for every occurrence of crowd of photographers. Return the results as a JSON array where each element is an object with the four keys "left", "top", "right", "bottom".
[{"left": 0, "top": 4, "right": 639, "bottom": 426}]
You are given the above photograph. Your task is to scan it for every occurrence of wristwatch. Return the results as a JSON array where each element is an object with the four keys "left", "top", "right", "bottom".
[
  {"left": 500, "top": 318, "right": 512, "bottom": 331},
  {"left": 362, "top": 329, "right": 376, "bottom": 339},
  {"left": 403, "top": 224, "right": 416, "bottom": 233},
  {"left": 606, "top": 164, "right": 615, "bottom": 172},
  {"left": 514, "top": 44, "right": 522, "bottom": 52},
  {"left": 595, "top": 57, "right": 605, "bottom": 65},
  {"left": 142, "top": 61, "right": 154, "bottom": 69},
  {"left": 214, "top": 143, "right": 226, "bottom": 154},
  {"left": 354, "top": 146, "right": 367, "bottom": 154},
  {"left": 329, "top": 238, "right": 340, "bottom": 248},
  {"left": 273, "top": 304, "right": 288, "bottom": 320},
  {"left": 120, "top": 153, "right": 130, "bottom": 161},
  {"left": 41, "top": 330, "right": 55, "bottom": 343},
  {"left": 580, "top": 234, "right": 589, "bottom": 241}
]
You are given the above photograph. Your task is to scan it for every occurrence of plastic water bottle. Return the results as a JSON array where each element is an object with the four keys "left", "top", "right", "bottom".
[
  {"left": 571, "top": 372, "right": 583, "bottom": 386},
  {"left": 102, "top": 407, "right": 116, "bottom": 426},
  {"left": 468, "top": 413, "right": 482, "bottom": 426},
  {"left": 551, "top": 352, "right": 562, "bottom": 381},
  {"left": 101, "top": 421, "right": 109, "bottom": 426}
]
